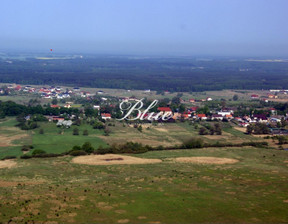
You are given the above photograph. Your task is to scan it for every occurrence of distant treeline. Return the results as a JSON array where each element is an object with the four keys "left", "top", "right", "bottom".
[
  {"left": 1, "top": 56, "right": 288, "bottom": 91},
  {"left": 0, "top": 100, "right": 79, "bottom": 118}
]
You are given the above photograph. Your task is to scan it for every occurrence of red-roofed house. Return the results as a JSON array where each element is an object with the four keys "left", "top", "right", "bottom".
[
  {"left": 101, "top": 113, "right": 111, "bottom": 120},
  {"left": 251, "top": 94, "right": 259, "bottom": 99},
  {"left": 15, "top": 85, "right": 21, "bottom": 91},
  {"left": 269, "top": 108, "right": 277, "bottom": 115},
  {"left": 190, "top": 107, "right": 198, "bottom": 112},
  {"left": 50, "top": 105, "right": 60, "bottom": 108},
  {"left": 157, "top": 107, "right": 172, "bottom": 112},
  {"left": 182, "top": 112, "right": 192, "bottom": 119},
  {"left": 197, "top": 114, "right": 207, "bottom": 120}
]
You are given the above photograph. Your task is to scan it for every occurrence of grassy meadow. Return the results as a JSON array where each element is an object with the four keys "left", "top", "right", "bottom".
[
  {"left": 0, "top": 148, "right": 288, "bottom": 223},
  {"left": 0, "top": 117, "right": 288, "bottom": 223}
]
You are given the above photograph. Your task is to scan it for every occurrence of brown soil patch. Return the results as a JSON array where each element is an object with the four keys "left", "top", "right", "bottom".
[
  {"left": 118, "top": 219, "right": 130, "bottom": 224},
  {"left": 0, "top": 160, "right": 17, "bottom": 169},
  {"left": 0, "top": 180, "right": 44, "bottom": 187},
  {"left": 233, "top": 127, "right": 246, "bottom": 133},
  {"left": 71, "top": 154, "right": 162, "bottom": 166},
  {"left": 174, "top": 157, "right": 239, "bottom": 165},
  {"left": 154, "top": 127, "right": 169, "bottom": 132},
  {"left": 0, "top": 131, "right": 29, "bottom": 147},
  {"left": 204, "top": 135, "right": 230, "bottom": 140}
]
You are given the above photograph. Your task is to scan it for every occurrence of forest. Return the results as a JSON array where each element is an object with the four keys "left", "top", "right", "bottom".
[{"left": 1, "top": 54, "right": 288, "bottom": 91}]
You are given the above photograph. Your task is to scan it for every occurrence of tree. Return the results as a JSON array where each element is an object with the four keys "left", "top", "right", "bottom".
[
  {"left": 73, "top": 128, "right": 79, "bottom": 135},
  {"left": 32, "top": 149, "right": 46, "bottom": 156},
  {"left": 246, "top": 125, "right": 253, "bottom": 135},
  {"left": 214, "top": 123, "right": 222, "bottom": 135},
  {"left": 137, "top": 125, "right": 143, "bottom": 132},
  {"left": 39, "top": 128, "right": 44, "bottom": 134},
  {"left": 82, "top": 142, "right": 94, "bottom": 153},
  {"left": 209, "top": 127, "right": 215, "bottom": 135},
  {"left": 277, "top": 136, "right": 288, "bottom": 145},
  {"left": 183, "top": 138, "right": 204, "bottom": 149},
  {"left": 72, "top": 145, "right": 81, "bottom": 151},
  {"left": 51, "top": 98, "right": 58, "bottom": 105},
  {"left": 199, "top": 127, "right": 208, "bottom": 135},
  {"left": 83, "top": 130, "right": 89, "bottom": 136},
  {"left": 233, "top": 94, "right": 239, "bottom": 101},
  {"left": 104, "top": 127, "right": 111, "bottom": 136}
]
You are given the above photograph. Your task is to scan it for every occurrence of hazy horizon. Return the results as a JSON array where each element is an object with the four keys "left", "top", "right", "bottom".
[{"left": 1, "top": 0, "right": 288, "bottom": 57}]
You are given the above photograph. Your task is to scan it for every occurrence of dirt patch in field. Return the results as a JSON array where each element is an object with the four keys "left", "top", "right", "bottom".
[
  {"left": 234, "top": 127, "right": 247, "bottom": 133},
  {"left": 0, "top": 130, "right": 29, "bottom": 147},
  {"left": 71, "top": 154, "right": 162, "bottom": 166},
  {"left": 0, "top": 160, "right": 17, "bottom": 169},
  {"left": 204, "top": 135, "right": 230, "bottom": 140},
  {"left": 0, "top": 180, "right": 44, "bottom": 187},
  {"left": 174, "top": 157, "right": 239, "bottom": 165},
  {"left": 153, "top": 127, "right": 169, "bottom": 132}
]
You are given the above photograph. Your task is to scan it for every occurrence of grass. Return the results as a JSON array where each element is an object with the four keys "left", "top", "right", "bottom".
[
  {"left": 31, "top": 122, "right": 108, "bottom": 154},
  {"left": 0, "top": 147, "right": 288, "bottom": 223}
]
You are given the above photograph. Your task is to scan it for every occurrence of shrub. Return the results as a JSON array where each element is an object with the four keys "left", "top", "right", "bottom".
[
  {"left": 32, "top": 149, "right": 46, "bottom": 156},
  {"left": 69, "top": 150, "right": 87, "bottom": 156},
  {"left": 183, "top": 138, "right": 204, "bottom": 149},
  {"left": 1, "top": 156, "right": 17, "bottom": 160},
  {"left": 83, "top": 130, "right": 89, "bottom": 136},
  {"left": 39, "top": 128, "right": 44, "bottom": 134},
  {"left": 20, "top": 154, "right": 32, "bottom": 159},
  {"left": 82, "top": 142, "right": 94, "bottom": 153},
  {"left": 73, "top": 128, "right": 79, "bottom": 135},
  {"left": 21, "top": 145, "right": 33, "bottom": 151},
  {"left": 199, "top": 127, "right": 209, "bottom": 135},
  {"left": 71, "top": 145, "right": 81, "bottom": 151}
]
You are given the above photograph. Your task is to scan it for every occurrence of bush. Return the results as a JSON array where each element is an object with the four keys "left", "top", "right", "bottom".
[
  {"left": 83, "top": 130, "right": 89, "bottom": 136},
  {"left": 97, "top": 146, "right": 113, "bottom": 154},
  {"left": 69, "top": 150, "right": 87, "bottom": 156},
  {"left": 1, "top": 156, "right": 17, "bottom": 160},
  {"left": 93, "top": 121, "right": 105, "bottom": 129},
  {"left": 183, "top": 138, "right": 204, "bottom": 149},
  {"left": 32, "top": 149, "right": 46, "bottom": 156},
  {"left": 21, "top": 145, "right": 33, "bottom": 151},
  {"left": 73, "top": 128, "right": 79, "bottom": 135},
  {"left": 199, "top": 127, "right": 209, "bottom": 135},
  {"left": 20, "top": 154, "right": 32, "bottom": 159},
  {"left": 71, "top": 145, "right": 81, "bottom": 151},
  {"left": 33, "top": 153, "right": 61, "bottom": 158},
  {"left": 39, "top": 128, "right": 44, "bottom": 134},
  {"left": 82, "top": 142, "right": 94, "bottom": 153}
]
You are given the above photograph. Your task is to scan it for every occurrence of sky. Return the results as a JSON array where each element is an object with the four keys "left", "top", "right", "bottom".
[{"left": 1, "top": 0, "right": 288, "bottom": 56}]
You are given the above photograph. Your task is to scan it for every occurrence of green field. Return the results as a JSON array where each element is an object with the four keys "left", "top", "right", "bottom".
[
  {"left": 31, "top": 122, "right": 108, "bottom": 154},
  {"left": 0, "top": 147, "right": 288, "bottom": 223},
  {"left": 0, "top": 117, "right": 288, "bottom": 223}
]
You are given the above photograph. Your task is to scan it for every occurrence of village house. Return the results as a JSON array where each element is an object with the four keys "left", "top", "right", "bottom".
[
  {"left": 269, "top": 108, "right": 277, "bottom": 115},
  {"left": 172, "top": 112, "right": 182, "bottom": 120},
  {"left": 217, "top": 110, "right": 233, "bottom": 116},
  {"left": 252, "top": 114, "right": 268, "bottom": 123},
  {"left": 101, "top": 113, "right": 111, "bottom": 120},
  {"left": 157, "top": 107, "right": 172, "bottom": 113},
  {"left": 197, "top": 114, "right": 207, "bottom": 120},
  {"left": 50, "top": 105, "right": 60, "bottom": 108},
  {"left": 212, "top": 114, "right": 223, "bottom": 121},
  {"left": 268, "top": 94, "right": 278, "bottom": 99},
  {"left": 56, "top": 120, "right": 73, "bottom": 128},
  {"left": 251, "top": 94, "right": 259, "bottom": 99}
]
